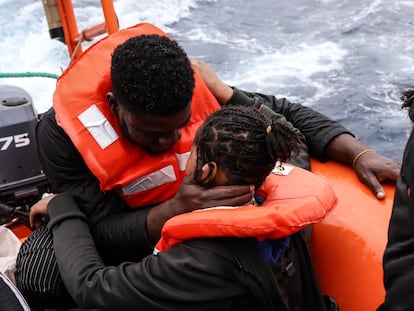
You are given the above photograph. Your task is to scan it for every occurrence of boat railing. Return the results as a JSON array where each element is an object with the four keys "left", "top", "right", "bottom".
[{"left": 42, "top": 0, "right": 119, "bottom": 62}]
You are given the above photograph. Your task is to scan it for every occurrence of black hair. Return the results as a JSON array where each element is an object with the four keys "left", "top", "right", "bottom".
[
  {"left": 401, "top": 89, "right": 414, "bottom": 123},
  {"left": 111, "top": 34, "right": 195, "bottom": 115},
  {"left": 193, "top": 105, "right": 301, "bottom": 189}
]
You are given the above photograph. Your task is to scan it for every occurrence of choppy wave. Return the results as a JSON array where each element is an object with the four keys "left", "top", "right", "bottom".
[{"left": 0, "top": 0, "right": 413, "bottom": 160}]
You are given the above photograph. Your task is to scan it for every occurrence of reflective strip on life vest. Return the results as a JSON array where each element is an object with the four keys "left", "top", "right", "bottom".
[
  {"left": 122, "top": 165, "right": 176, "bottom": 195},
  {"left": 77, "top": 104, "right": 119, "bottom": 149}
]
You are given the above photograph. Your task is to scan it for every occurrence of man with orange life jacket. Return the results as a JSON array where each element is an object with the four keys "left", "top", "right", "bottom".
[{"left": 14, "top": 22, "right": 400, "bottom": 309}]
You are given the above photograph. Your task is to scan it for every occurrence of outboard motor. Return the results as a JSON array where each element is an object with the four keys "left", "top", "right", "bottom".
[{"left": 0, "top": 85, "right": 50, "bottom": 226}]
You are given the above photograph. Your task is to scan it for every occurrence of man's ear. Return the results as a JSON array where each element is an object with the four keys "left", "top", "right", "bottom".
[
  {"left": 106, "top": 92, "right": 118, "bottom": 113},
  {"left": 199, "top": 162, "right": 218, "bottom": 185}
]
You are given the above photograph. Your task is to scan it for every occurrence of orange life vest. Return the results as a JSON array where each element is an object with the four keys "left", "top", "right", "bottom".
[
  {"left": 155, "top": 165, "right": 337, "bottom": 252},
  {"left": 53, "top": 23, "right": 220, "bottom": 207}
]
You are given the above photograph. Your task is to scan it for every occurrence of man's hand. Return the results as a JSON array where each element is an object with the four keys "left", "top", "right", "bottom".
[
  {"left": 29, "top": 194, "right": 56, "bottom": 228},
  {"left": 146, "top": 174, "right": 254, "bottom": 243},
  {"left": 353, "top": 151, "right": 401, "bottom": 200},
  {"left": 191, "top": 60, "right": 234, "bottom": 105},
  {"left": 325, "top": 133, "right": 401, "bottom": 200},
  {"left": 172, "top": 174, "right": 255, "bottom": 213}
]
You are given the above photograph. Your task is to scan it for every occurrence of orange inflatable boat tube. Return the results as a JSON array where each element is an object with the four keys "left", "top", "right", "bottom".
[{"left": 310, "top": 158, "right": 394, "bottom": 311}]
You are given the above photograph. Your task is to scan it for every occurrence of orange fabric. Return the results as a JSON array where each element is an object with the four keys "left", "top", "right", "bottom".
[
  {"left": 155, "top": 165, "right": 337, "bottom": 252},
  {"left": 53, "top": 23, "right": 220, "bottom": 207}
]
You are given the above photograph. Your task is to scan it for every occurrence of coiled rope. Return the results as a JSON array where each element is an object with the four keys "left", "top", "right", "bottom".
[{"left": 0, "top": 72, "right": 59, "bottom": 79}]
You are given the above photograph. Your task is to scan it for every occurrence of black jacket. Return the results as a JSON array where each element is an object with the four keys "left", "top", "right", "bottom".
[
  {"left": 36, "top": 87, "right": 351, "bottom": 263},
  {"left": 379, "top": 128, "right": 414, "bottom": 310},
  {"left": 47, "top": 193, "right": 327, "bottom": 311}
]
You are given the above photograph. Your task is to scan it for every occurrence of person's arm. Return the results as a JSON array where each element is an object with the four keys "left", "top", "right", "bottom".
[
  {"left": 191, "top": 60, "right": 401, "bottom": 199},
  {"left": 191, "top": 60, "right": 348, "bottom": 159},
  {"left": 381, "top": 129, "right": 414, "bottom": 310},
  {"left": 381, "top": 92, "right": 414, "bottom": 310},
  {"left": 46, "top": 193, "right": 250, "bottom": 311},
  {"left": 231, "top": 89, "right": 400, "bottom": 199}
]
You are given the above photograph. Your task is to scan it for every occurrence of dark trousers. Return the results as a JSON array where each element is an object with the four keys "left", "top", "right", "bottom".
[{"left": 14, "top": 226, "right": 76, "bottom": 310}]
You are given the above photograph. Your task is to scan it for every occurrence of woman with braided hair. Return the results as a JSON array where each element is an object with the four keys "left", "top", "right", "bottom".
[{"left": 189, "top": 105, "right": 301, "bottom": 189}]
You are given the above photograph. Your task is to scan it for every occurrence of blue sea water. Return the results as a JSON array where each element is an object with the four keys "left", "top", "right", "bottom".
[{"left": 0, "top": 0, "right": 413, "bottom": 161}]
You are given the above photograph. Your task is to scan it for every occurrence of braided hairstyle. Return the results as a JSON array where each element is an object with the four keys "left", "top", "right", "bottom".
[
  {"left": 193, "top": 105, "right": 301, "bottom": 189},
  {"left": 401, "top": 89, "right": 414, "bottom": 123},
  {"left": 111, "top": 34, "right": 195, "bottom": 115}
]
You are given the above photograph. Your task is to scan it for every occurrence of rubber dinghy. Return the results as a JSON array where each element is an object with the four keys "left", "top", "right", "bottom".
[{"left": 2, "top": 158, "right": 394, "bottom": 311}]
